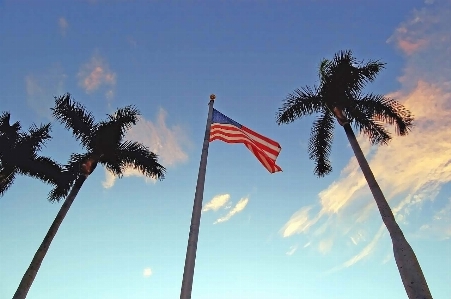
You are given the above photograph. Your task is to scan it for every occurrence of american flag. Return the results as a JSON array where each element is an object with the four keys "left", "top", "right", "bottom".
[{"left": 209, "top": 109, "right": 282, "bottom": 173}]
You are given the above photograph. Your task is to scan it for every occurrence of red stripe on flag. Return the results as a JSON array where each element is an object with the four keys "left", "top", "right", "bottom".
[{"left": 209, "top": 123, "right": 282, "bottom": 173}]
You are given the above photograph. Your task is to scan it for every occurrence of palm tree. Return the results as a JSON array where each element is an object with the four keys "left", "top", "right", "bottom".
[
  {"left": 0, "top": 112, "right": 62, "bottom": 195},
  {"left": 276, "top": 50, "right": 432, "bottom": 299},
  {"left": 13, "top": 94, "right": 166, "bottom": 299}
]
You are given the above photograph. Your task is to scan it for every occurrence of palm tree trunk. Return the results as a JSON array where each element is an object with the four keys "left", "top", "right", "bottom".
[
  {"left": 12, "top": 175, "right": 87, "bottom": 299},
  {"left": 343, "top": 123, "right": 432, "bottom": 299}
]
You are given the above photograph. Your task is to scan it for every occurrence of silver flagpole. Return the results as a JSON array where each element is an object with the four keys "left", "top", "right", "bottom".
[{"left": 180, "top": 94, "right": 216, "bottom": 299}]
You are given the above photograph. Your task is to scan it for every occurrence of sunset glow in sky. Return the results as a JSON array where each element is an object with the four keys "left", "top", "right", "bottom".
[{"left": 1, "top": 1, "right": 450, "bottom": 298}]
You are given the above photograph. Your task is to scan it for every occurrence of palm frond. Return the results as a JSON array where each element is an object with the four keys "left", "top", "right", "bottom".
[
  {"left": 103, "top": 160, "right": 123, "bottom": 178},
  {"left": 16, "top": 156, "right": 63, "bottom": 186},
  {"left": 308, "top": 110, "right": 335, "bottom": 177},
  {"left": 88, "top": 122, "right": 122, "bottom": 154},
  {"left": 106, "top": 105, "right": 140, "bottom": 140},
  {"left": 0, "top": 167, "right": 16, "bottom": 196},
  {"left": 47, "top": 153, "right": 88, "bottom": 202},
  {"left": 52, "top": 93, "right": 96, "bottom": 147},
  {"left": 102, "top": 141, "right": 165, "bottom": 181},
  {"left": 276, "top": 86, "right": 323, "bottom": 124},
  {"left": 319, "top": 59, "right": 331, "bottom": 84},
  {"left": 19, "top": 123, "right": 52, "bottom": 153},
  {"left": 353, "top": 93, "right": 413, "bottom": 136},
  {"left": 107, "top": 106, "right": 140, "bottom": 127},
  {"left": 0, "top": 112, "right": 21, "bottom": 133},
  {"left": 0, "top": 111, "right": 10, "bottom": 127},
  {"left": 322, "top": 50, "right": 385, "bottom": 94},
  {"left": 0, "top": 112, "right": 21, "bottom": 152},
  {"left": 88, "top": 106, "right": 140, "bottom": 153},
  {"left": 349, "top": 108, "right": 392, "bottom": 145}
]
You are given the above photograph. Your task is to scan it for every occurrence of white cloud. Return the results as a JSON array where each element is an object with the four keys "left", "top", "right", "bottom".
[
  {"left": 77, "top": 54, "right": 116, "bottom": 99},
  {"left": 58, "top": 17, "right": 68, "bottom": 36},
  {"left": 203, "top": 194, "right": 230, "bottom": 212},
  {"left": 214, "top": 197, "right": 249, "bottom": 224},
  {"left": 286, "top": 245, "right": 298, "bottom": 256},
  {"left": 102, "top": 167, "right": 157, "bottom": 189},
  {"left": 280, "top": 0, "right": 451, "bottom": 269},
  {"left": 279, "top": 207, "right": 321, "bottom": 237},
  {"left": 126, "top": 109, "right": 189, "bottom": 166},
  {"left": 143, "top": 268, "right": 152, "bottom": 277},
  {"left": 102, "top": 109, "right": 189, "bottom": 188}
]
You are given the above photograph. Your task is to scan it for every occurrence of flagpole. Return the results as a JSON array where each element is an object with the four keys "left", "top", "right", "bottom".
[{"left": 180, "top": 94, "right": 216, "bottom": 299}]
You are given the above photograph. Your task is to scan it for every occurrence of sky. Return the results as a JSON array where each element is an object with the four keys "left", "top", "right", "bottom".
[{"left": 0, "top": 0, "right": 450, "bottom": 298}]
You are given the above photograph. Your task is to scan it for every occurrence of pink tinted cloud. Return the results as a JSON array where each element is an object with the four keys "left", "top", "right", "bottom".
[
  {"left": 77, "top": 54, "right": 116, "bottom": 97},
  {"left": 58, "top": 17, "right": 68, "bottom": 36},
  {"left": 397, "top": 38, "right": 428, "bottom": 55},
  {"left": 387, "top": 3, "right": 447, "bottom": 56}
]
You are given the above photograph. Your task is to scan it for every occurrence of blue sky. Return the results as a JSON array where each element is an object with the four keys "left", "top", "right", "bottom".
[{"left": 1, "top": 0, "right": 450, "bottom": 298}]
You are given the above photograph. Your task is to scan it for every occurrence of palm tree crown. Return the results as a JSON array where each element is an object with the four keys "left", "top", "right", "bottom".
[
  {"left": 276, "top": 50, "right": 413, "bottom": 176},
  {"left": 49, "top": 93, "right": 166, "bottom": 200},
  {"left": 12, "top": 94, "right": 166, "bottom": 299},
  {"left": 0, "top": 112, "right": 62, "bottom": 196},
  {"left": 276, "top": 51, "right": 432, "bottom": 299}
]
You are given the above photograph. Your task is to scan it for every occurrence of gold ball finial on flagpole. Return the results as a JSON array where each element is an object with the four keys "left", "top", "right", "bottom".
[{"left": 210, "top": 94, "right": 216, "bottom": 101}]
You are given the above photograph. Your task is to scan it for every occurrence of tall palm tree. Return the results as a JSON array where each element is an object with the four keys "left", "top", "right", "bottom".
[
  {"left": 13, "top": 94, "right": 166, "bottom": 299},
  {"left": 276, "top": 50, "right": 432, "bottom": 299},
  {"left": 0, "top": 112, "right": 62, "bottom": 195}
]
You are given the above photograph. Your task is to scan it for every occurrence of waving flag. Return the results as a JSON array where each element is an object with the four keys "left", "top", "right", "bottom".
[{"left": 209, "top": 109, "right": 282, "bottom": 173}]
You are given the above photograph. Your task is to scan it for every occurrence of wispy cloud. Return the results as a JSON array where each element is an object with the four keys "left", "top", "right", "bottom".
[
  {"left": 395, "top": 38, "right": 428, "bottom": 56},
  {"left": 280, "top": 0, "right": 451, "bottom": 268},
  {"left": 203, "top": 194, "right": 231, "bottom": 212},
  {"left": 280, "top": 206, "right": 320, "bottom": 237},
  {"left": 286, "top": 245, "right": 298, "bottom": 256},
  {"left": 327, "top": 226, "right": 385, "bottom": 274},
  {"left": 25, "top": 64, "right": 67, "bottom": 119},
  {"left": 58, "top": 17, "right": 68, "bottom": 36},
  {"left": 214, "top": 197, "right": 249, "bottom": 224},
  {"left": 102, "top": 108, "right": 189, "bottom": 188},
  {"left": 143, "top": 267, "right": 152, "bottom": 277},
  {"left": 418, "top": 198, "right": 451, "bottom": 240},
  {"left": 77, "top": 53, "right": 116, "bottom": 99}
]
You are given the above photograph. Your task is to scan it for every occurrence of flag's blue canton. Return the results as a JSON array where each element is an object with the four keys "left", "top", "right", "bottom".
[{"left": 212, "top": 109, "right": 242, "bottom": 128}]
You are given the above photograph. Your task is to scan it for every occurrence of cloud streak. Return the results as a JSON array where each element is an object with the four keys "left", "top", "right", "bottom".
[
  {"left": 214, "top": 197, "right": 249, "bottom": 224},
  {"left": 280, "top": 206, "right": 321, "bottom": 237},
  {"left": 203, "top": 194, "right": 231, "bottom": 212},
  {"left": 286, "top": 245, "right": 298, "bottom": 256}
]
